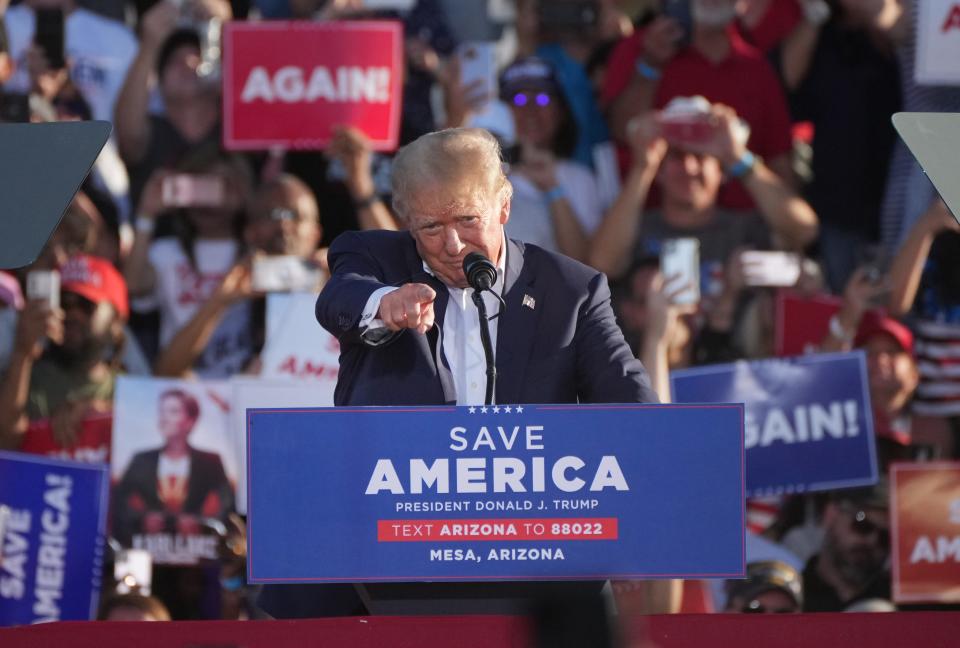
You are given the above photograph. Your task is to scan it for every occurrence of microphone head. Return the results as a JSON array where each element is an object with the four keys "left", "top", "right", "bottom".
[{"left": 463, "top": 252, "right": 497, "bottom": 291}]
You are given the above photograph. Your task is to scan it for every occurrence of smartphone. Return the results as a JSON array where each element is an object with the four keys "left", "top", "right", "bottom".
[
  {"left": 114, "top": 549, "right": 153, "bottom": 595},
  {"left": 34, "top": 9, "right": 66, "bottom": 70},
  {"left": 537, "top": 0, "right": 598, "bottom": 30},
  {"left": 359, "top": 0, "right": 416, "bottom": 9},
  {"left": 161, "top": 174, "right": 225, "bottom": 208},
  {"left": 662, "top": 0, "right": 693, "bottom": 47},
  {"left": 660, "top": 238, "right": 700, "bottom": 306},
  {"left": 660, "top": 113, "right": 714, "bottom": 147},
  {"left": 457, "top": 41, "right": 497, "bottom": 107},
  {"left": 251, "top": 256, "right": 324, "bottom": 293},
  {"left": 26, "top": 269, "right": 60, "bottom": 310},
  {"left": 0, "top": 93, "right": 30, "bottom": 123},
  {"left": 740, "top": 251, "right": 802, "bottom": 287}
]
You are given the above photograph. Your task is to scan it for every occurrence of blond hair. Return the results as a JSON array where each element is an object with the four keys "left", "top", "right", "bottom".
[{"left": 391, "top": 128, "right": 512, "bottom": 221}]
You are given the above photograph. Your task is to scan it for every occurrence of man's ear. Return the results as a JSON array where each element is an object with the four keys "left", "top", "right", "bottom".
[{"left": 499, "top": 193, "right": 512, "bottom": 226}]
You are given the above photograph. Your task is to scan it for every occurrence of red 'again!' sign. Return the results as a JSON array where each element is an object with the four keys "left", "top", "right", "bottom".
[{"left": 223, "top": 21, "right": 403, "bottom": 151}]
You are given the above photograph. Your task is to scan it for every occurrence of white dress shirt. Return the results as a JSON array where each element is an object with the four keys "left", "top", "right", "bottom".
[{"left": 360, "top": 242, "right": 506, "bottom": 406}]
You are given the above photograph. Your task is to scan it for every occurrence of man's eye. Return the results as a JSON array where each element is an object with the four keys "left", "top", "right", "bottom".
[{"left": 422, "top": 224, "right": 442, "bottom": 233}]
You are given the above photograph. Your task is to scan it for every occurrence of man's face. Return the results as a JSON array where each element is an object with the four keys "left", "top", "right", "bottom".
[
  {"left": 158, "top": 395, "right": 194, "bottom": 443},
  {"left": 246, "top": 189, "right": 320, "bottom": 258},
  {"left": 406, "top": 178, "right": 509, "bottom": 289},
  {"left": 56, "top": 290, "right": 114, "bottom": 365},
  {"left": 160, "top": 44, "right": 203, "bottom": 103},
  {"left": 865, "top": 334, "right": 918, "bottom": 416},
  {"left": 658, "top": 148, "right": 723, "bottom": 216},
  {"left": 822, "top": 502, "right": 890, "bottom": 590}
]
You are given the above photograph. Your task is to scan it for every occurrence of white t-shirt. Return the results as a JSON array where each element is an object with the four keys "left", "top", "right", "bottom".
[
  {"left": 506, "top": 160, "right": 603, "bottom": 253},
  {"left": 146, "top": 238, "right": 254, "bottom": 378},
  {"left": 3, "top": 6, "right": 137, "bottom": 122}
]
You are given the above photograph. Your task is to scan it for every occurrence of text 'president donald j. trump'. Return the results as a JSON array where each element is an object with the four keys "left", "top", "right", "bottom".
[{"left": 316, "top": 127, "right": 658, "bottom": 407}]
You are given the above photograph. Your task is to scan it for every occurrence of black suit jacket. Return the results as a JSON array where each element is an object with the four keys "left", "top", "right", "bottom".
[
  {"left": 315, "top": 230, "right": 658, "bottom": 406},
  {"left": 112, "top": 446, "right": 235, "bottom": 544}
]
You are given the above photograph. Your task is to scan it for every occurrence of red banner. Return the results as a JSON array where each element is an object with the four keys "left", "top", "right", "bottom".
[
  {"left": 18, "top": 413, "right": 112, "bottom": 464},
  {"left": 891, "top": 461, "right": 960, "bottom": 603},
  {"left": 223, "top": 21, "right": 403, "bottom": 151},
  {"left": 774, "top": 289, "right": 841, "bottom": 357}
]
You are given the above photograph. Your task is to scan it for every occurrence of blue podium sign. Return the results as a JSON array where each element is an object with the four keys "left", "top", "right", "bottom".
[
  {"left": 671, "top": 352, "right": 878, "bottom": 498},
  {"left": 246, "top": 404, "right": 745, "bottom": 583},
  {"left": 0, "top": 452, "right": 109, "bottom": 626}
]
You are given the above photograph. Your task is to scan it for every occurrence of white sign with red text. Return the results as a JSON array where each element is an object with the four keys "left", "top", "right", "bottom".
[
  {"left": 916, "top": 0, "right": 960, "bottom": 85},
  {"left": 260, "top": 292, "right": 340, "bottom": 390}
]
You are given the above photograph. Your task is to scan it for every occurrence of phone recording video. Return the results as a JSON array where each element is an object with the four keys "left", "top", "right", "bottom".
[
  {"left": 161, "top": 174, "right": 226, "bottom": 208},
  {"left": 660, "top": 238, "right": 700, "bottom": 306},
  {"left": 34, "top": 9, "right": 66, "bottom": 70}
]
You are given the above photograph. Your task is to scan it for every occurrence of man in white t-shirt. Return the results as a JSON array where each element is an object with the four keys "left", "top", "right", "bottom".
[{"left": 3, "top": 0, "right": 137, "bottom": 122}]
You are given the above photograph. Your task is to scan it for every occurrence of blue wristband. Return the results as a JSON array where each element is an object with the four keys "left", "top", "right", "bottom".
[
  {"left": 727, "top": 150, "right": 757, "bottom": 179},
  {"left": 635, "top": 59, "right": 662, "bottom": 81},
  {"left": 544, "top": 186, "right": 566, "bottom": 204}
]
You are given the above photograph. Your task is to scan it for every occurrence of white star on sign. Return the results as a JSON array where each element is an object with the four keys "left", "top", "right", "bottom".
[
  {"left": 468, "top": 406, "right": 476, "bottom": 414},
  {"left": 516, "top": 406, "right": 524, "bottom": 413},
  {"left": 503, "top": 406, "right": 512, "bottom": 413},
  {"left": 492, "top": 406, "right": 500, "bottom": 413},
  {"left": 481, "top": 406, "right": 488, "bottom": 413}
]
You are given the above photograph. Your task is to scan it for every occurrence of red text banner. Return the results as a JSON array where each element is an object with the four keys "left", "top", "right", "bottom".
[
  {"left": 891, "top": 461, "right": 960, "bottom": 603},
  {"left": 377, "top": 518, "right": 619, "bottom": 542},
  {"left": 223, "top": 21, "right": 403, "bottom": 151}
]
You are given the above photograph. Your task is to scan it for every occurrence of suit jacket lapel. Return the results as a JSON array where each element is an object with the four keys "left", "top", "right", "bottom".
[
  {"left": 495, "top": 239, "right": 543, "bottom": 405},
  {"left": 405, "top": 238, "right": 456, "bottom": 404}
]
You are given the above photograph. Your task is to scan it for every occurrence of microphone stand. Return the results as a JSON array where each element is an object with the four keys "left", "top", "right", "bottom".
[{"left": 471, "top": 291, "right": 497, "bottom": 406}]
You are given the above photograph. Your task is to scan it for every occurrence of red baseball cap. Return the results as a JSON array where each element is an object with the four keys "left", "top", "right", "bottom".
[
  {"left": 59, "top": 255, "right": 129, "bottom": 320},
  {"left": 854, "top": 310, "right": 914, "bottom": 355}
]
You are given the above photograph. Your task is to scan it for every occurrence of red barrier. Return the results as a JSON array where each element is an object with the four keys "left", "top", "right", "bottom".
[{"left": 2, "top": 612, "right": 958, "bottom": 647}]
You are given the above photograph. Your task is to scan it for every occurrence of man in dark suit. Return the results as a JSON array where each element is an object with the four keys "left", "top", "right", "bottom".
[
  {"left": 315, "top": 127, "right": 657, "bottom": 407},
  {"left": 260, "top": 128, "right": 657, "bottom": 618}
]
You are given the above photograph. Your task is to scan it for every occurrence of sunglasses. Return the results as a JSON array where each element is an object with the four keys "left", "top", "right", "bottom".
[
  {"left": 741, "top": 599, "right": 797, "bottom": 614},
  {"left": 512, "top": 92, "right": 552, "bottom": 108},
  {"left": 845, "top": 507, "right": 890, "bottom": 547}
]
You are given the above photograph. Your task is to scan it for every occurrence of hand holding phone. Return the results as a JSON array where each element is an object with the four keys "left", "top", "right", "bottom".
[
  {"left": 251, "top": 255, "right": 324, "bottom": 293},
  {"left": 26, "top": 269, "right": 60, "bottom": 310},
  {"left": 161, "top": 174, "right": 225, "bottom": 208},
  {"left": 659, "top": 238, "right": 700, "bottom": 306},
  {"left": 34, "top": 9, "right": 66, "bottom": 70},
  {"left": 740, "top": 251, "right": 802, "bottom": 287},
  {"left": 456, "top": 42, "right": 497, "bottom": 109}
]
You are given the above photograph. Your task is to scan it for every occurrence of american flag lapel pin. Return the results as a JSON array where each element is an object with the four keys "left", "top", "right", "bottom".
[{"left": 522, "top": 294, "right": 536, "bottom": 310}]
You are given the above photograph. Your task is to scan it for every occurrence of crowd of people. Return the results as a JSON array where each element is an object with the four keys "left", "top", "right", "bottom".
[{"left": 1, "top": 0, "right": 959, "bottom": 625}]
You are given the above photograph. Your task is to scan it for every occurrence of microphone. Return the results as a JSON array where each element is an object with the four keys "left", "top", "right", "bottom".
[{"left": 463, "top": 252, "right": 497, "bottom": 292}]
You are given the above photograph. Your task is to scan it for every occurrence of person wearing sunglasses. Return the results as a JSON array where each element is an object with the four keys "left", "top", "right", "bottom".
[
  {"left": 724, "top": 560, "right": 803, "bottom": 614},
  {"left": 802, "top": 482, "right": 893, "bottom": 611},
  {"left": 498, "top": 57, "right": 603, "bottom": 263}
]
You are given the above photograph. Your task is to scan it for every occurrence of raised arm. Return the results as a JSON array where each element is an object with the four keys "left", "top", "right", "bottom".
[
  {"left": 888, "top": 200, "right": 959, "bottom": 316},
  {"left": 701, "top": 105, "right": 818, "bottom": 250},
  {"left": 589, "top": 114, "right": 667, "bottom": 278},
  {"left": 114, "top": 0, "right": 177, "bottom": 164},
  {"left": 0, "top": 302, "right": 63, "bottom": 449}
]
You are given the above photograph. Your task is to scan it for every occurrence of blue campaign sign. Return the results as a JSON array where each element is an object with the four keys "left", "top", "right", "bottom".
[
  {"left": 0, "top": 451, "right": 109, "bottom": 626},
  {"left": 247, "top": 404, "right": 745, "bottom": 583},
  {"left": 671, "top": 351, "right": 878, "bottom": 498}
]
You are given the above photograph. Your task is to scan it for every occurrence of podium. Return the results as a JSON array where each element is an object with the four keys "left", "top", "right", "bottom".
[{"left": 246, "top": 404, "right": 746, "bottom": 617}]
